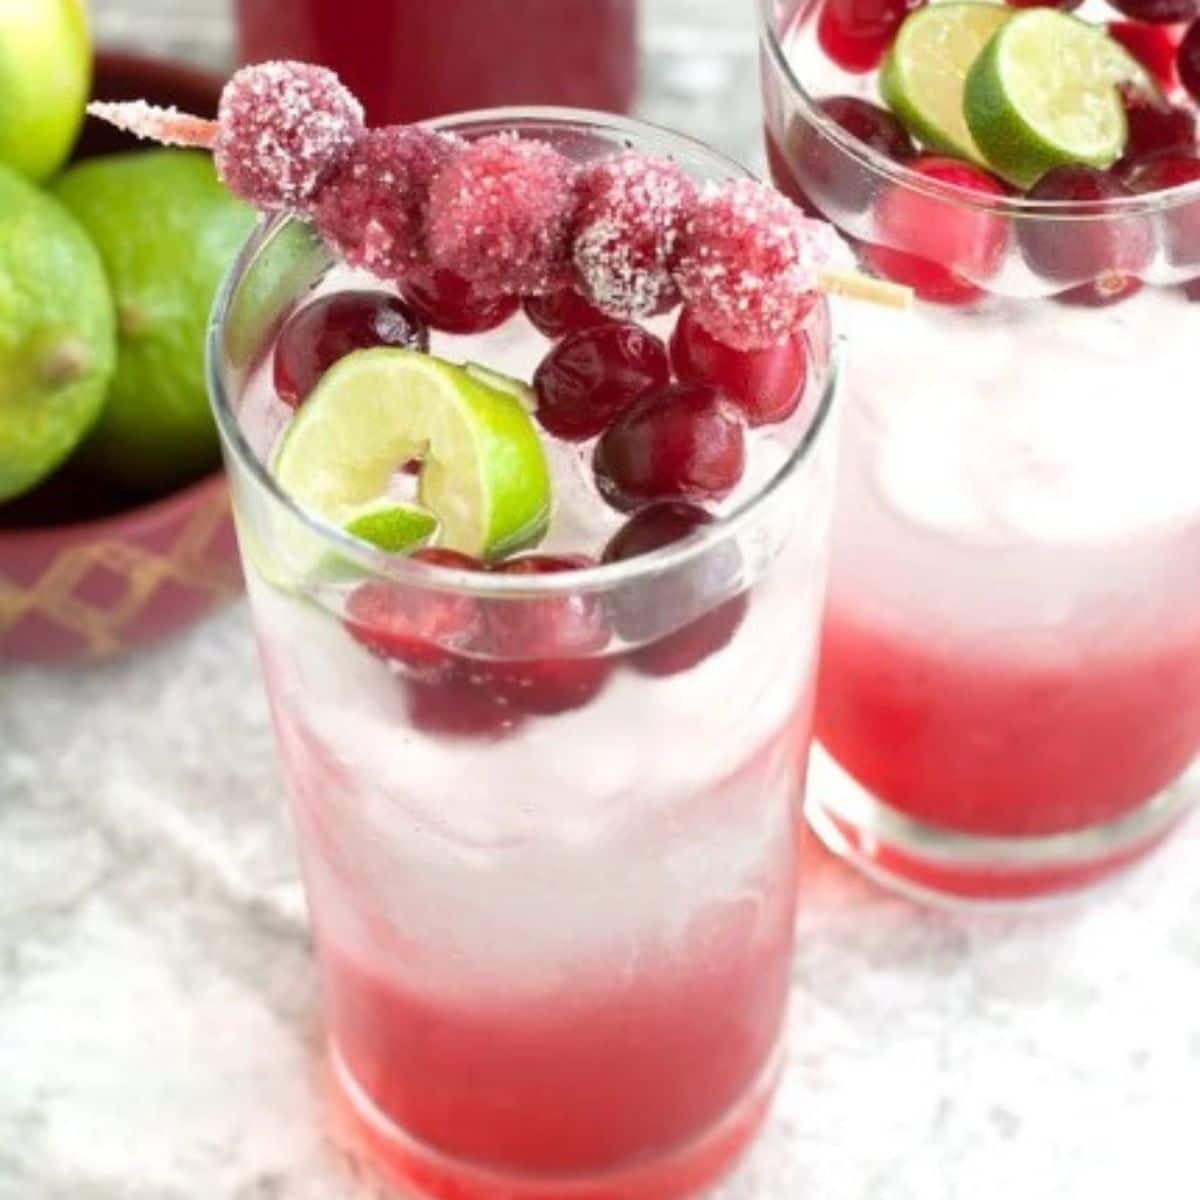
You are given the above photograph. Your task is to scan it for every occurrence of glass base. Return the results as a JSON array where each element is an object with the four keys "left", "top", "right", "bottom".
[
  {"left": 806, "top": 746, "right": 1197, "bottom": 908},
  {"left": 328, "top": 1036, "right": 782, "bottom": 1200}
]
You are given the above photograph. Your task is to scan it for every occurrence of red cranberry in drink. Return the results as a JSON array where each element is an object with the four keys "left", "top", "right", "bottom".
[
  {"left": 404, "top": 675, "right": 523, "bottom": 739},
  {"left": 533, "top": 322, "right": 670, "bottom": 441},
  {"left": 602, "top": 502, "right": 747, "bottom": 677},
  {"left": 1127, "top": 155, "right": 1200, "bottom": 265},
  {"left": 593, "top": 384, "right": 746, "bottom": 512},
  {"left": 1020, "top": 166, "right": 1153, "bottom": 307},
  {"left": 399, "top": 266, "right": 519, "bottom": 334},
  {"left": 670, "top": 307, "right": 808, "bottom": 427},
  {"left": 1108, "top": 22, "right": 1182, "bottom": 93},
  {"left": 1185, "top": 278, "right": 1200, "bottom": 300},
  {"left": 274, "top": 291, "right": 429, "bottom": 407},
  {"left": 817, "top": 0, "right": 926, "bottom": 73},
  {"left": 523, "top": 289, "right": 613, "bottom": 340},
  {"left": 480, "top": 555, "right": 612, "bottom": 714},
  {"left": 1181, "top": 19, "right": 1200, "bottom": 103},
  {"left": 1109, "top": 0, "right": 1198, "bottom": 22},
  {"left": 1119, "top": 88, "right": 1197, "bottom": 170},
  {"left": 864, "top": 156, "right": 1008, "bottom": 305},
  {"left": 343, "top": 548, "right": 486, "bottom": 681}
]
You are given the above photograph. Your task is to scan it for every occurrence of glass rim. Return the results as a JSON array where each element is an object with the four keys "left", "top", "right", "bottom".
[
  {"left": 757, "top": 0, "right": 1200, "bottom": 220},
  {"left": 206, "top": 105, "right": 843, "bottom": 598}
]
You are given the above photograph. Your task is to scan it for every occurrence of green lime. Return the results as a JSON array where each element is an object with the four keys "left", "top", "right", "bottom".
[
  {"left": 880, "top": 3, "right": 1012, "bottom": 162},
  {"left": 0, "top": 0, "right": 90, "bottom": 181},
  {"left": 964, "top": 12, "right": 1150, "bottom": 188},
  {"left": 343, "top": 502, "right": 438, "bottom": 553},
  {"left": 465, "top": 362, "right": 536, "bottom": 412},
  {"left": 275, "top": 349, "right": 551, "bottom": 561},
  {"left": 53, "top": 150, "right": 255, "bottom": 494},
  {"left": 0, "top": 164, "right": 115, "bottom": 503}
]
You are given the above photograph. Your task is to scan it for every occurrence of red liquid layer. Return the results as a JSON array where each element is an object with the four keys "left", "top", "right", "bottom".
[
  {"left": 817, "top": 608, "right": 1200, "bottom": 838},
  {"left": 235, "top": 0, "right": 638, "bottom": 125}
]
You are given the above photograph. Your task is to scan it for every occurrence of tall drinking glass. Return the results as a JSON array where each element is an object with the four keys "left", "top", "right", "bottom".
[
  {"left": 209, "top": 110, "right": 841, "bottom": 1200},
  {"left": 760, "top": 0, "right": 1200, "bottom": 904},
  {"left": 234, "top": 0, "right": 638, "bottom": 123}
]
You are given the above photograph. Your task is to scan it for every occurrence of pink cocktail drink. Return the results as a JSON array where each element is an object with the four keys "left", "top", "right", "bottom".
[
  {"left": 760, "top": 0, "right": 1200, "bottom": 900},
  {"left": 234, "top": 0, "right": 637, "bottom": 123},
  {"left": 209, "top": 104, "right": 841, "bottom": 1199}
]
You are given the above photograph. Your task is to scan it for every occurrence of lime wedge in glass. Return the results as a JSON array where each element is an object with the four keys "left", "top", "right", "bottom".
[
  {"left": 343, "top": 501, "right": 438, "bottom": 553},
  {"left": 465, "top": 362, "right": 536, "bottom": 412},
  {"left": 964, "top": 11, "right": 1150, "bottom": 188},
  {"left": 274, "top": 348, "right": 551, "bottom": 565},
  {"left": 880, "top": 3, "right": 1012, "bottom": 163}
]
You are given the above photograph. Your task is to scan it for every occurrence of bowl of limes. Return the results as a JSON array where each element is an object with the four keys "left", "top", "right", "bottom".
[{"left": 0, "top": 20, "right": 254, "bottom": 664}]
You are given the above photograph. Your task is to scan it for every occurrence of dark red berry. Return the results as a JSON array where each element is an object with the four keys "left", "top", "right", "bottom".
[
  {"left": 1119, "top": 87, "right": 1197, "bottom": 170},
  {"left": 404, "top": 675, "right": 522, "bottom": 739},
  {"left": 479, "top": 555, "right": 611, "bottom": 714},
  {"left": 670, "top": 306, "right": 808, "bottom": 427},
  {"left": 523, "top": 289, "right": 614, "bottom": 340},
  {"left": 865, "top": 156, "right": 1008, "bottom": 305},
  {"left": 593, "top": 384, "right": 746, "bottom": 512},
  {"left": 1020, "top": 166, "right": 1153, "bottom": 307},
  {"left": 817, "top": 0, "right": 926, "bottom": 73},
  {"left": 399, "top": 266, "right": 519, "bottom": 334},
  {"left": 274, "top": 291, "right": 428, "bottom": 407},
  {"left": 1185, "top": 278, "right": 1200, "bottom": 299},
  {"left": 1108, "top": 0, "right": 1198, "bottom": 23},
  {"left": 1127, "top": 155, "right": 1200, "bottom": 264},
  {"left": 533, "top": 322, "right": 670, "bottom": 441},
  {"left": 1108, "top": 22, "right": 1182, "bottom": 92},
  {"left": 602, "top": 502, "right": 747, "bottom": 677},
  {"left": 1180, "top": 19, "right": 1200, "bottom": 103}
]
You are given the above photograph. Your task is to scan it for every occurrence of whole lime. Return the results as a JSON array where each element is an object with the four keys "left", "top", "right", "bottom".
[
  {"left": 0, "top": 0, "right": 91, "bottom": 181},
  {"left": 54, "top": 150, "right": 256, "bottom": 494},
  {"left": 0, "top": 164, "right": 115, "bottom": 503}
]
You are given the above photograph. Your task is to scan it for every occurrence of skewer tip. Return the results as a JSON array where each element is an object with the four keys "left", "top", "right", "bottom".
[{"left": 86, "top": 100, "right": 219, "bottom": 151}]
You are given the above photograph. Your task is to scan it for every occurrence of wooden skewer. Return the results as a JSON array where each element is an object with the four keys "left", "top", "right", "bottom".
[{"left": 817, "top": 267, "right": 913, "bottom": 309}]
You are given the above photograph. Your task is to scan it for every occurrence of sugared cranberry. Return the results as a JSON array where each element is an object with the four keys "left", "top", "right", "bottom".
[
  {"left": 817, "top": 0, "right": 926, "bottom": 73},
  {"left": 343, "top": 549, "right": 485, "bottom": 680},
  {"left": 480, "top": 555, "right": 611, "bottom": 714},
  {"left": 404, "top": 675, "right": 522, "bottom": 740},
  {"left": 1020, "top": 166, "right": 1153, "bottom": 306},
  {"left": 1108, "top": 22, "right": 1182, "bottom": 92},
  {"left": 215, "top": 62, "right": 364, "bottom": 211},
  {"left": 864, "top": 156, "right": 1008, "bottom": 305},
  {"left": 670, "top": 306, "right": 808, "bottom": 427},
  {"left": 1180, "top": 19, "right": 1200, "bottom": 103},
  {"left": 1109, "top": 0, "right": 1198, "bottom": 22},
  {"left": 399, "top": 266, "right": 518, "bottom": 334},
  {"left": 593, "top": 384, "right": 746, "bottom": 511},
  {"left": 572, "top": 152, "right": 697, "bottom": 319},
  {"left": 274, "top": 291, "right": 428, "bottom": 406},
  {"left": 1127, "top": 155, "right": 1200, "bottom": 264},
  {"left": 311, "top": 126, "right": 454, "bottom": 280},
  {"left": 533, "top": 322, "right": 670, "bottom": 441},
  {"left": 1119, "top": 88, "right": 1197, "bottom": 170},
  {"left": 673, "top": 180, "right": 831, "bottom": 351},
  {"left": 427, "top": 134, "right": 577, "bottom": 296},
  {"left": 602, "top": 502, "right": 747, "bottom": 677},
  {"left": 523, "top": 289, "right": 613, "bottom": 339}
]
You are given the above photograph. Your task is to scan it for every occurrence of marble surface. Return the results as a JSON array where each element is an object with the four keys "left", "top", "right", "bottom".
[{"left": 4, "top": 2, "right": 1200, "bottom": 1198}]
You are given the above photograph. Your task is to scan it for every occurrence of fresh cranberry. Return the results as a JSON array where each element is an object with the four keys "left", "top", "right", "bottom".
[
  {"left": 817, "top": 0, "right": 926, "bottom": 73},
  {"left": 1119, "top": 87, "right": 1197, "bottom": 169},
  {"left": 273, "top": 291, "right": 428, "bottom": 407},
  {"left": 533, "top": 322, "right": 670, "bottom": 441},
  {"left": 1109, "top": 0, "right": 1198, "bottom": 22},
  {"left": 1180, "top": 19, "right": 1200, "bottom": 103},
  {"left": 399, "top": 266, "right": 519, "bottom": 334},
  {"left": 864, "top": 156, "right": 1008, "bottom": 305},
  {"left": 523, "top": 289, "right": 614, "bottom": 340},
  {"left": 669, "top": 307, "right": 808, "bottom": 427},
  {"left": 765, "top": 129, "right": 824, "bottom": 218},
  {"left": 480, "top": 555, "right": 612, "bottom": 714},
  {"left": 1127, "top": 154, "right": 1200, "bottom": 264},
  {"left": 343, "top": 549, "right": 485, "bottom": 680},
  {"left": 1186, "top": 277, "right": 1200, "bottom": 299},
  {"left": 602, "top": 502, "right": 747, "bottom": 677},
  {"left": 1020, "top": 166, "right": 1154, "bottom": 307},
  {"left": 593, "top": 384, "right": 746, "bottom": 512},
  {"left": 404, "top": 675, "right": 522, "bottom": 740},
  {"left": 1108, "top": 21, "right": 1182, "bottom": 92}
]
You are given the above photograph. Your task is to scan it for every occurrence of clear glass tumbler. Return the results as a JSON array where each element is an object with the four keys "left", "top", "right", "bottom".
[
  {"left": 208, "top": 110, "right": 841, "bottom": 1200},
  {"left": 760, "top": 0, "right": 1200, "bottom": 904}
]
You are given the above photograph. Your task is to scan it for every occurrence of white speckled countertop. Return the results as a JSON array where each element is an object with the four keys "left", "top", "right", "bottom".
[{"left": 3, "top": 3, "right": 1199, "bottom": 1197}]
